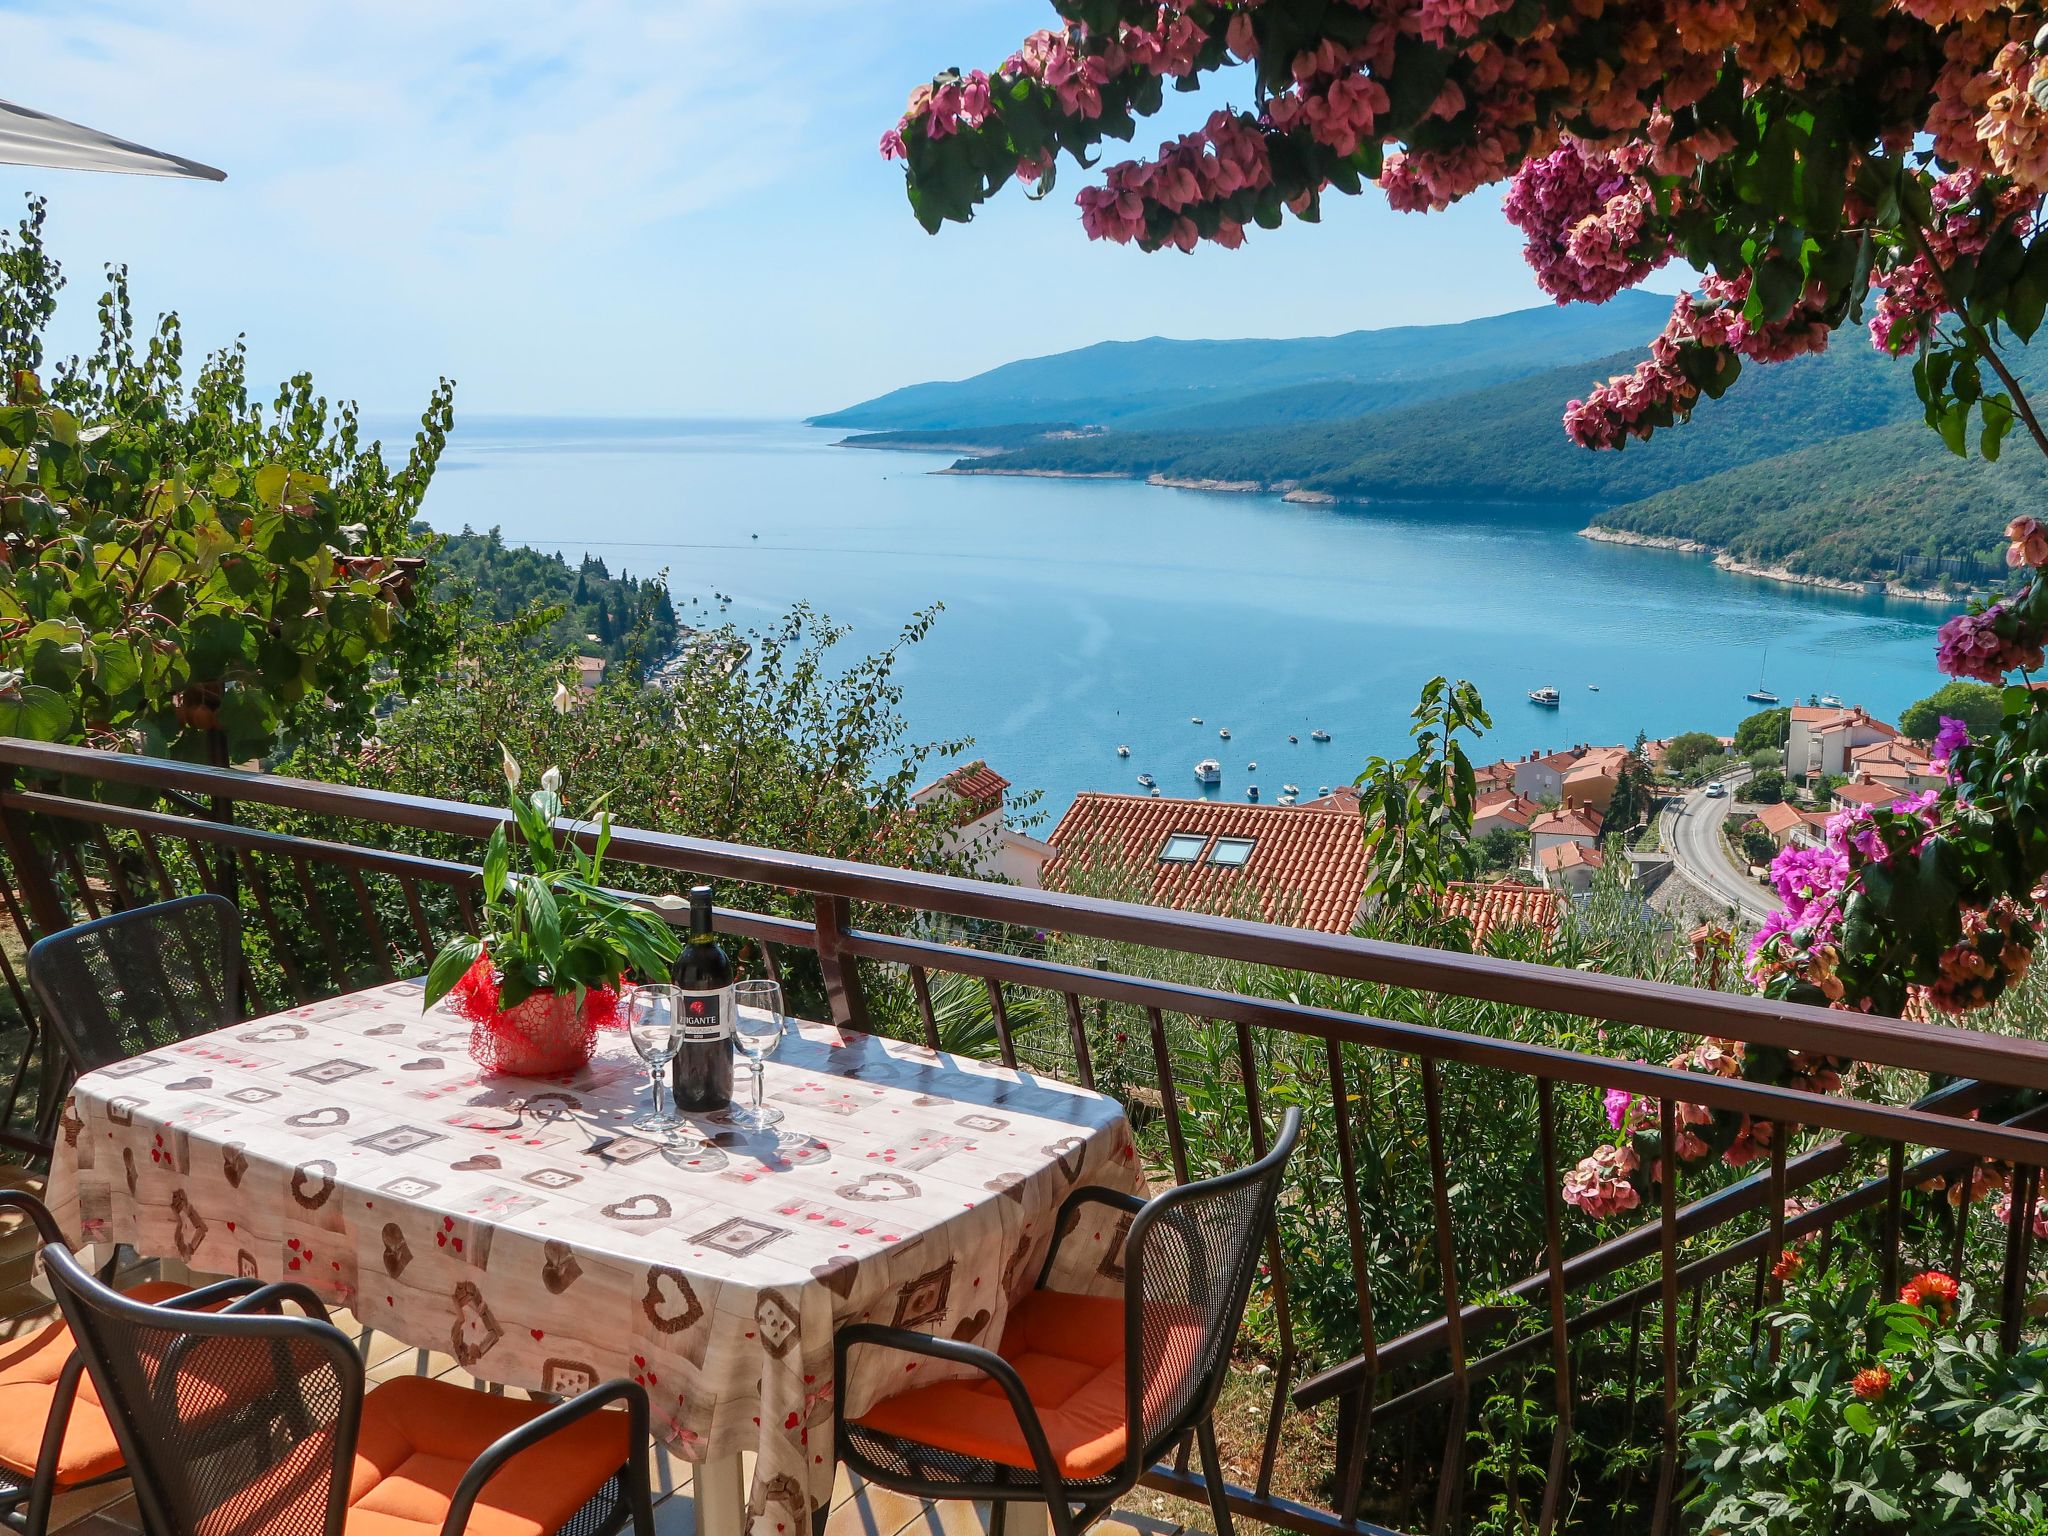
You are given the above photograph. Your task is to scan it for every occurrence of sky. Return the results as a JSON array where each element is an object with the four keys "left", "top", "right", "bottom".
[{"left": 2, "top": 1, "right": 1680, "bottom": 420}]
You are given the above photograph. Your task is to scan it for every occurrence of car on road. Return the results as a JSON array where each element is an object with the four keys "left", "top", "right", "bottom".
[{"left": 1704, "top": 780, "right": 1726, "bottom": 798}]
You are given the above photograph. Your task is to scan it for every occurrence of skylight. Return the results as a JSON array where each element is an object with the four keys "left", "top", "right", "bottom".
[
  {"left": 1209, "top": 837, "right": 1256, "bottom": 868},
  {"left": 1159, "top": 832, "right": 1206, "bottom": 863}
]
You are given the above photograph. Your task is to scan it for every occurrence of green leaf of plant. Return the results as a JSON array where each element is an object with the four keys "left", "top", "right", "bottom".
[{"left": 422, "top": 937, "right": 483, "bottom": 1010}]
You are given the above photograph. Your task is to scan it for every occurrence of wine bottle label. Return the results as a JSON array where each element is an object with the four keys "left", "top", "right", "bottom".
[{"left": 677, "top": 986, "right": 733, "bottom": 1043}]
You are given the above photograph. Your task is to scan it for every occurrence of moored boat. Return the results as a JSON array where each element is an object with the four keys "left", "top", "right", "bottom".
[
  {"left": 1529, "top": 686, "right": 1561, "bottom": 707},
  {"left": 1136, "top": 772, "right": 1156, "bottom": 789},
  {"left": 1194, "top": 759, "right": 1222, "bottom": 786},
  {"left": 1310, "top": 728, "right": 1331, "bottom": 742}
]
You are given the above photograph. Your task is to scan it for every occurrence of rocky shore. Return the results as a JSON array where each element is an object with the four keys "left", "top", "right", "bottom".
[{"left": 1580, "top": 525, "right": 1960, "bottom": 604}]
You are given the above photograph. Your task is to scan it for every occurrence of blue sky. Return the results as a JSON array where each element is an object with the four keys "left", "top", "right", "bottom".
[{"left": 2, "top": 1, "right": 1678, "bottom": 419}]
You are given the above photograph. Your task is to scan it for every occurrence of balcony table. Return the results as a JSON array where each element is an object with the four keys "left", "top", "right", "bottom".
[{"left": 41, "top": 977, "right": 1143, "bottom": 1536}]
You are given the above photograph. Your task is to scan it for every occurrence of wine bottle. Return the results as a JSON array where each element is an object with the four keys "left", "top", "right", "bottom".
[{"left": 669, "top": 884, "right": 735, "bottom": 1114}]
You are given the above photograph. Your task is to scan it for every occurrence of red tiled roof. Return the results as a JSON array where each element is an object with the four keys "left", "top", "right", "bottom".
[
  {"left": 1850, "top": 738, "right": 1929, "bottom": 768},
  {"left": 1438, "top": 881, "right": 1563, "bottom": 943},
  {"left": 1538, "top": 841, "right": 1604, "bottom": 872},
  {"left": 1832, "top": 778, "right": 1895, "bottom": 807},
  {"left": 1752, "top": 801, "right": 1807, "bottom": 836},
  {"left": 1530, "top": 803, "right": 1604, "bottom": 837},
  {"left": 1300, "top": 784, "right": 1361, "bottom": 814},
  {"left": 1473, "top": 790, "right": 1539, "bottom": 830},
  {"left": 1043, "top": 793, "right": 1368, "bottom": 933},
  {"left": 938, "top": 760, "right": 1010, "bottom": 801},
  {"left": 1474, "top": 760, "right": 1517, "bottom": 791}
]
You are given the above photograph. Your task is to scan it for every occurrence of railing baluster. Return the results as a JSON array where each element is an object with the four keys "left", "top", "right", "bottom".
[
  {"left": 134, "top": 830, "right": 179, "bottom": 902},
  {"left": 290, "top": 855, "right": 352, "bottom": 991},
  {"left": 1950, "top": 1158, "right": 1975, "bottom": 1280},
  {"left": 1536, "top": 1079, "right": 1572, "bottom": 1536},
  {"left": 1654, "top": 1098, "right": 1681, "bottom": 1536},
  {"left": 450, "top": 877, "right": 480, "bottom": 934},
  {"left": 2000, "top": 1162, "right": 2039, "bottom": 1353},
  {"left": 1234, "top": 1020, "right": 1295, "bottom": 1503},
  {"left": 908, "top": 965, "right": 940, "bottom": 1050},
  {"left": 1144, "top": 1007, "right": 1192, "bottom": 1184},
  {"left": 1322, "top": 1037, "right": 1379, "bottom": 1523},
  {"left": 984, "top": 977, "right": 1017, "bottom": 1068},
  {"left": 239, "top": 852, "right": 310, "bottom": 1005},
  {"left": 398, "top": 874, "right": 438, "bottom": 962},
  {"left": 57, "top": 839, "right": 102, "bottom": 920},
  {"left": 1882, "top": 1141, "right": 1906, "bottom": 1299},
  {"left": 759, "top": 940, "right": 785, "bottom": 994},
  {"left": 1421, "top": 1057, "right": 1467, "bottom": 1536},
  {"left": 342, "top": 866, "right": 398, "bottom": 984},
  {"left": 1766, "top": 1132, "right": 1789, "bottom": 1361},
  {"left": 813, "top": 894, "right": 870, "bottom": 1032},
  {"left": 91, "top": 828, "right": 138, "bottom": 910},
  {"left": 1062, "top": 991, "right": 1095, "bottom": 1090}
]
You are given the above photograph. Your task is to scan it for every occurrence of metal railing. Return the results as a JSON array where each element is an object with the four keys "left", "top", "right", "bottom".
[{"left": 0, "top": 738, "right": 2044, "bottom": 1536}]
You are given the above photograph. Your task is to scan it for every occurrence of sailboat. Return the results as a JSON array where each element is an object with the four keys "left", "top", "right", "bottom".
[{"left": 1746, "top": 647, "right": 1781, "bottom": 705}]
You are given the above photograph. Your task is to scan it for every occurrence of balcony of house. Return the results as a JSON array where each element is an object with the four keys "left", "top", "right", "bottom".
[{"left": 2, "top": 739, "right": 2046, "bottom": 1536}]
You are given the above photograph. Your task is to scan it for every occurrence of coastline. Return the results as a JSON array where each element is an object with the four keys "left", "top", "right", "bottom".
[{"left": 1579, "top": 525, "right": 1960, "bottom": 604}]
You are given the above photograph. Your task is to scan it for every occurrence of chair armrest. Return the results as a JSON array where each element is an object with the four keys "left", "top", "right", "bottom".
[
  {"left": 834, "top": 1323, "right": 1068, "bottom": 1497},
  {"left": 1038, "top": 1184, "right": 1148, "bottom": 1286},
  {"left": 207, "top": 1281, "right": 334, "bottom": 1321},
  {"left": 440, "top": 1379, "right": 651, "bottom": 1536}
]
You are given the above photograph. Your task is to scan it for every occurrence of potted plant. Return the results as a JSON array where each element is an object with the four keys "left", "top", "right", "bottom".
[{"left": 423, "top": 747, "right": 681, "bottom": 1076}]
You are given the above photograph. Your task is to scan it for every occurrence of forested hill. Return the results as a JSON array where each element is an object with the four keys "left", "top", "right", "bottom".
[
  {"left": 430, "top": 528, "right": 679, "bottom": 668},
  {"left": 813, "top": 291, "right": 1675, "bottom": 431},
  {"left": 962, "top": 341, "right": 1930, "bottom": 503},
  {"left": 1591, "top": 418, "right": 2048, "bottom": 584}
]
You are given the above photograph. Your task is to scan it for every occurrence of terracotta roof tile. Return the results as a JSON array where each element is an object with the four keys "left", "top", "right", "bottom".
[
  {"left": 1832, "top": 778, "right": 1896, "bottom": 807},
  {"left": 1043, "top": 792, "right": 1368, "bottom": 933},
  {"left": 1538, "top": 841, "right": 1604, "bottom": 872},
  {"left": 1300, "top": 784, "right": 1361, "bottom": 814},
  {"left": 1530, "top": 804, "right": 1604, "bottom": 837},
  {"left": 1752, "top": 801, "right": 1807, "bottom": 836},
  {"left": 1850, "top": 738, "right": 1930, "bottom": 768},
  {"left": 1438, "top": 881, "right": 1563, "bottom": 943}
]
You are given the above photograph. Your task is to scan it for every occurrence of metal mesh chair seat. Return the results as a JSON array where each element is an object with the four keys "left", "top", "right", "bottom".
[
  {"left": 37, "top": 1246, "right": 657, "bottom": 1536},
  {"left": 27, "top": 896, "right": 241, "bottom": 1078},
  {"left": 834, "top": 1108, "right": 1303, "bottom": 1536}
]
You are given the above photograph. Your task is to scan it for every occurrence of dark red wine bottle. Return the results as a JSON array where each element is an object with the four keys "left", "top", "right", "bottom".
[{"left": 670, "top": 885, "right": 734, "bottom": 1114}]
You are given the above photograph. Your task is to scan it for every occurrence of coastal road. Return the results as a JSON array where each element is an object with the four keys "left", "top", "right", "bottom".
[{"left": 1661, "top": 769, "right": 1778, "bottom": 922}]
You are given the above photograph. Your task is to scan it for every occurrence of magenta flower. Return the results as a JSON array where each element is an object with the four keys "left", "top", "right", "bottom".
[
  {"left": 1932, "top": 714, "right": 1970, "bottom": 776},
  {"left": 1936, "top": 602, "right": 2045, "bottom": 684}
]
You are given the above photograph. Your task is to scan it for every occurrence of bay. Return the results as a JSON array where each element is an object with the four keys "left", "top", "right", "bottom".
[{"left": 414, "top": 416, "right": 1949, "bottom": 820}]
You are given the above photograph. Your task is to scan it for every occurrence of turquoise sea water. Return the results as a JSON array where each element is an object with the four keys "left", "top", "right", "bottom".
[{"left": 412, "top": 416, "right": 1949, "bottom": 820}]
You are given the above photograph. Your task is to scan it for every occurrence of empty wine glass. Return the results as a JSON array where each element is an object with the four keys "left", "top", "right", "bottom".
[
  {"left": 730, "top": 979, "right": 785, "bottom": 1131},
  {"left": 624, "top": 984, "right": 684, "bottom": 1136}
]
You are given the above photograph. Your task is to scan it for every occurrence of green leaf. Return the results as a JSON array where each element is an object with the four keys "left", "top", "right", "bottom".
[
  {"left": 521, "top": 876, "right": 561, "bottom": 961},
  {"left": 422, "top": 937, "right": 483, "bottom": 1010},
  {"left": 0, "top": 682, "right": 72, "bottom": 741},
  {"left": 483, "top": 824, "right": 510, "bottom": 905}
]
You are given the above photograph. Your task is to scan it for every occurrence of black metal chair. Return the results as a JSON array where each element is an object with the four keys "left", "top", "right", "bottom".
[
  {"left": 0, "top": 1189, "right": 261, "bottom": 1536},
  {"left": 26, "top": 895, "right": 241, "bottom": 1078},
  {"left": 835, "top": 1107, "right": 1303, "bottom": 1536},
  {"left": 38, "top": 1242, "right": 656, "bottom": 1536}
]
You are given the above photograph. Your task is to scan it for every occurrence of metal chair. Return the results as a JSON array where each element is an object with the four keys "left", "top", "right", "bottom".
[
  {"left": 835, "top": 1107, "right": 1303, "bottom": 1536},
  {"left": 26, "top": 895, "right": 241, "bottom": 1077},
  {"left": 0, "top": 1189, "right": 259, "bottom": 1536},
  {"left": 38, "top": 1242, "right": 657, "bottom": 1536}
]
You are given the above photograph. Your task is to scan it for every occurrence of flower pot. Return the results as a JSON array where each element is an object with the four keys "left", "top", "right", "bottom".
[{"left": 446, "top": 955, "right": 619, "bottom": 1078}]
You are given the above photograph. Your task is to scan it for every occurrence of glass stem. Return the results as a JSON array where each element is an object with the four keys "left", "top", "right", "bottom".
[
  {"left": 753, "top": 1059, "right": 765, "bottom": 1113},
  {"left": 650, "top": 1069, "right": 665, "bottom": 1118}
]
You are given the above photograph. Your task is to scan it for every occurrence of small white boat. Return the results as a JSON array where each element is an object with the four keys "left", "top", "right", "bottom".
[
  {"left": 1218, "top": 727, "right": 1231, "bottom": 740},
  {"left": 1136, "top": 773, "right": 1156, "bottom": 789},
  {"left": 1247, "top": 761, "right": 1258, "bottom": 771},
  {"left": 1318, "top": 786, "right": 1330, "bottom": 797},
  {"left": 1116, "top": 744, "right": 1130, "bottom": 757},
  {"left": 1246, "top": 785, "right": 1259, "bottom": 801},
  {"left": 1194, "top": 759, "right": 1222, "bottom": 786},
  {"left": 1818, "top": 692, "right": 1844, "bottom": 708},
  {"left": 1747, "top": 648, "right": 1779, "bottom": 704},
  {"left": 1283, "top": 783, "right": 1300, "bottom": 796},
  {"left": 1288, "top": 734, "right": 1299, "bottom": 744},
  {"left": 1277, "top": 793, "right": 1298, "bottom": 806},
  {"left": 1529, "top": 686, "right": 1561, "bottom": 707},
  {"left": 1587, "top": 684, "right": 1600, "bottom": 691},
  {"left": 1149, "top": 788, "right": 1162, "bottom": 797},
  {"left": 1310, "top": 729, "right": 1331, "bottom": 742},
  {"left": 1191, "top": 716, "right": 1204, "bottom": 724}
]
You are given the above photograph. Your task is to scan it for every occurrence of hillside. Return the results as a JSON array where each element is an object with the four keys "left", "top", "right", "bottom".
[
  {"left": 964, "top": 340, "right": 1928, "bottom": 503},
  {"left": 1592, "top": 418, "right": 2048, "bottom": 585},
  {"left": 431, "top": 527, "right": 679, "bottom": 669},
  {"left": 812, "top": 291, "right": 1675, "bottom": 431}
]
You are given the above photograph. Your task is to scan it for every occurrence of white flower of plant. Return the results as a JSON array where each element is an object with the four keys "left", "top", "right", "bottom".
[
  {"left": 500, "top": 744, "right": 520, "bottom": 790},
  {"left": 541, "top": 766, "right": 562, "bottom": 793},
  {"left": 551, "top": 681, "right": 575, "bottom": 714}
]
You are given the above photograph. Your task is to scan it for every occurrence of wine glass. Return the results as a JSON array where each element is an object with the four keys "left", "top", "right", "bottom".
[
  {"left": 624, "top": 984, "right": 684, "bottom": 1137},
  {"left": 730, "top": 979, "right": 785, "bottom": 1131}
]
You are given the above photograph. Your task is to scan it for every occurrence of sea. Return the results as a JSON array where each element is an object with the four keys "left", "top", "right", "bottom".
[{"left": 411, "top": 416, "right": 1950, "bottom": 821}]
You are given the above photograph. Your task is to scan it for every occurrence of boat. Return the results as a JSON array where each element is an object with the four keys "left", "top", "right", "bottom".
[
  {"left": 1587, "top": 684, "right": 1600, "bottom": 691},
  {"left": 1116, "top": 744, "right": 1130, "bottom": 757},
  {"left": 1283, "top": 783, "right": 1300, "bottom": 795},
  {"left": 1136, "top": 773, "right": 1156, "bottom": 789},
  {"left": 1149, "top": 789, "right": 1162, "bottom": 797},
  {"left": 1310, "top": 729, "right": 1331, "bottom": 742},
  {"left": 1277, "top": 793, "right": 1298, "bottom": 806},
  {"left": 1247, "top": 761, "right": 1258, "bottom": 771},
  {"left": 1288, "top": 734, "right": 1299, "bottom": 744},
  {"left": 1318, "top": 785, "right": 1330, "bottom": 797},
  {"left": 1529, "top": 686, "right": 1561, "bottom": 707},
  {"left": 1818, "top": 692, "right": 1844, "bottom": 708},
  {"left": 1194, "top": 759, "right": 1222, "bottom": 786},
  {"left": 1191, "top": 716, "right": 1204, "bottom": 724},
  {"left": 1746, "top": 648, "right": 1780, "bottom": 705},
  {"left": 1218, "top": 727, "right": 1231, "bottom": 740},
  {"left": 1247, "top": 785, "right": 1259, "bottom": 801}
]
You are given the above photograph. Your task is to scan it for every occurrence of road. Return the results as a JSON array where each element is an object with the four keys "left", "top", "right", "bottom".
[{"left": 1660, "top": 768, "right": 1778, "bottom": 921}]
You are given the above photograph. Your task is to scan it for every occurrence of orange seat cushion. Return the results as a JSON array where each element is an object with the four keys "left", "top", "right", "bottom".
[
  {"left": 197, "top": 1375, "right": 632, "bottom": 1536},
  {"left": 0, "top": 1279, "right": 190, "bottom": 1487},
  {"left": 853, "top": 1290, "right": 1201, "bottom": 1483}
]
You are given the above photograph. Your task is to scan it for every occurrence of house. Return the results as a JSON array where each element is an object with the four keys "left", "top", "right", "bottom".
[
  {"left": 1848, "top": 738, "right": 1939, "bottom": 794},
  {"left": 910, "top": 761, "right": 1053, "bottom": 887},
  {"left": 1787, "top": 706, "right": 1897, "bottom": 780},
  {"left": 1511, "top": 748, "right": 1585, "bottom": 801},
  {"left": 1831, "top": 775, "right": 1900, "bottom": 813},
  {"left": 574, "top": 654, "right": 606, "bottom": 694},
  {"left": 1041, "top": 793, "right": 1369, "bottom": 933},
  {"left": 1751, "top": 799, "right": 1817, "bottom": 849},
  {"left": 1473, "top": 759, "right": 1519, "bottom": 795},
  {"left": 1528, "top": 800, "right": 1604, "bottom": 865},
  {"left": 1299, "top": 784, "right": 1361, "bottom": 815},
  {"left": 1536, "top": 840, "right": 1605, "bottom": 894},
  {"left": 1472, "top": 789, "right": 1541, "bottom": 838},
  {"left": 1437, "top": 880, "right": 1564, "bottom": 944},
  {"left": 1561, "top": 746, "right": 1632, "bottom": 812}
]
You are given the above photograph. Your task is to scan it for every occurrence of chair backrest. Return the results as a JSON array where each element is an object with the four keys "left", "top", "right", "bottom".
[
  {"left": 1124, "top": 1106, "right": 1303, "bottom": 1461},
  {"left": 27, "top": 895, "right": 241, "bottom": 1076},
  {"left": 39, "top": 1243, "right": 362, "bottom": 1536}
]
